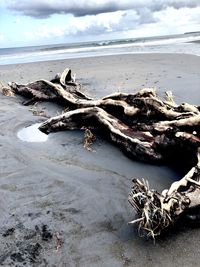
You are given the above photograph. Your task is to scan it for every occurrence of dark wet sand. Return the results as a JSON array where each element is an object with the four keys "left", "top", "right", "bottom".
[{"left": 0, "top": 53, "right": 199, "bottom": 266}]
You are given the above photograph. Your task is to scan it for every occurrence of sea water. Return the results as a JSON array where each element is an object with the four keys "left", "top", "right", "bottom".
[
  {"left": 0, "top": 32, "right": 200, "bottom": 65},
  {"left": 17, "top": 123, "right": 48, "bottom": 142}
]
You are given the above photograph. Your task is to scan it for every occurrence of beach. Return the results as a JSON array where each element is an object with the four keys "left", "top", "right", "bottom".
[{"left": 0, "top": 53, "right": 200, "bottom": 266}]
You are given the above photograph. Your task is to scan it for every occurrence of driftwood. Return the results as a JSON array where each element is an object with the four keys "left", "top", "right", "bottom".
[{"left": 5, "top": 68, "right": 200, "bottom": 239}]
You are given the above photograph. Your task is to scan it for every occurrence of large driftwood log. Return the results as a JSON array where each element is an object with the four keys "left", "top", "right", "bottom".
[{"left": 6, "top": 68, "right": 200, "bottom": 238}]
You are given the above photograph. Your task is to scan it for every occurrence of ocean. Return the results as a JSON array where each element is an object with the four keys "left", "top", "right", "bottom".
[{"left": 0, "top": 32, "right": 200, "bottom": 65}]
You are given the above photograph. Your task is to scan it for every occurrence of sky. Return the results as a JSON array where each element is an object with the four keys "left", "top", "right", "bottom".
[{"left": 0, "top": 0, "right": 200, "bottom": 48}]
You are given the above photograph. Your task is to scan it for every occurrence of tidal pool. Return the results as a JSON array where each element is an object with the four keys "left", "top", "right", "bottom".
[{"left": 17, "top": 123, "right": 48, "bottom": 142}]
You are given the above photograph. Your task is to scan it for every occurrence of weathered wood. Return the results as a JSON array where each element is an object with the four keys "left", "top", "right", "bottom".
[
  {"left": 128, "top": 149, "right": 200, "bottom": 238},
  {"left": 5, "top": 67, "right": 200, "bottom": 238},
  {"left": 39, "top": 106, "right": 162, "bottom": 163}
]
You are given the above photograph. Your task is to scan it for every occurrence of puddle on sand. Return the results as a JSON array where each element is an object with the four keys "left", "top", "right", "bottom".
[{"left": 17, "top": 123, "right": 48, "bottom": 142}]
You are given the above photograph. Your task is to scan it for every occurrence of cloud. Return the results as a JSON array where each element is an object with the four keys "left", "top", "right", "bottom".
[
  {"left": 3, "top": 0, "right": 200, "bottom": 47},
  {"left": 6, "top": 0, "right": 200, "bottom": 18},
  {"left": 130, "top": 6, "right": 200, "bottom": 37},
  {"left": 155, "top": 6, "right": 200, "bottom": 27},
  {"left": 26, "top": 6, "right": 200, "bottom": 42},
  {"left": 26, "top": 10, "right": 154, "bottom": 40},
  {"left": 26, "top": 11, "right": 134, "bottom": 40}
]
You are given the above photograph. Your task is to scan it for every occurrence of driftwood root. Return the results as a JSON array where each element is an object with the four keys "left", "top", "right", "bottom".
[{"left": 3, "top": 67, "right": 200, "bottom": 238}]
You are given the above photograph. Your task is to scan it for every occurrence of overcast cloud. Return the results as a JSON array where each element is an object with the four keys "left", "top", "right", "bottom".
[
  {"left": 28, "top": 6, "right": 199, "bottom": 41},
  {"left": 1, "top": 0, "right": 200, "bottom": 47},
  {"left": 6, "top": 0, "right": 200, "bottom": 18}
]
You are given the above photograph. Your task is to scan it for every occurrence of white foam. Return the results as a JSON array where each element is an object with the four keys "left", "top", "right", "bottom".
[{"left": 1, "top": 34, "right": 200, "bottom": 65}]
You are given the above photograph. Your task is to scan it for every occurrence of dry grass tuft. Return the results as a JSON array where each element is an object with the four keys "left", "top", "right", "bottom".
[
  {"left": 83, "top": 128, "right": 96, "bottom": 152},
  {"left": 128, "top": 178, "right": 173, "bottom": 239}
]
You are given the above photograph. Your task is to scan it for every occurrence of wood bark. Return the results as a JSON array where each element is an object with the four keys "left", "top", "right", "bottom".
[{"left": 6, "top": 68, "right": 200, "bottom": 238}]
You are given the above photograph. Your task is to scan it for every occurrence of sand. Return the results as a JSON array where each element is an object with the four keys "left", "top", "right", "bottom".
[{"left": 0, "top": 53, "right": 199, "bottom": 266}]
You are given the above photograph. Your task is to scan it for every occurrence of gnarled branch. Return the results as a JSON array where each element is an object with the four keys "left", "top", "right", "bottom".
[{"left": 4, "top": 67, "right": 200, "bottom": 238}]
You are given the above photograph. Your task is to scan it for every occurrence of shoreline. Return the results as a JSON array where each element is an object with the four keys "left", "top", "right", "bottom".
[
  {"left": 1, "top": 53, "right": 199, "bottom": 104},
  {"left": 1, "top": 50, "right": 200, "bottom": 66},
  {"left": 1, "top": 51, "right": 200, "bottom": 65},
  {"left": 0, "top": 53, "right": 199, "bottom": 266},
  {"left": 1, "top": 32, "right": 200, "bottom": 65}
]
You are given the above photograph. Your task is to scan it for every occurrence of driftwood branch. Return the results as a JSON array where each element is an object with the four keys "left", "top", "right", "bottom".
[
  {"left": 128, "top": 149, "right": 200, "bottom": 238},
  {"left": 6, "top": 68, "right": 200, "bottom": 238}
]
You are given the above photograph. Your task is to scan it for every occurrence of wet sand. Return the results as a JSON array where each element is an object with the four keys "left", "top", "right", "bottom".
[{"left": 0, "top": 53, "right": 199, "bottom": 266}]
